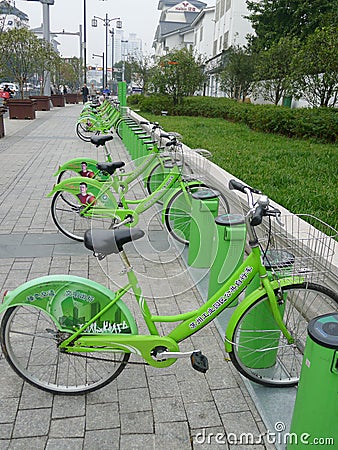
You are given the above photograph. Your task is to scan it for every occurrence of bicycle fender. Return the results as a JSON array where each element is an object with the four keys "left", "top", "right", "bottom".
[
  {"left": 53, "top": 158, "right": 110, "bottom": 182},
  {"left": 0, "top": 275, "right": 138, "bottom": 334},
  {"left": 224, "top": 277, "right": 303, "bottom": 353},
  {"left": 47, "top": 177, "right": 118, "bottom": 209}
]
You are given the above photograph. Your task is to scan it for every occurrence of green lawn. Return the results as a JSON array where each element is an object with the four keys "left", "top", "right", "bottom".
[{"left": 144, "top": 114, "right": 338, "bottom": 230}]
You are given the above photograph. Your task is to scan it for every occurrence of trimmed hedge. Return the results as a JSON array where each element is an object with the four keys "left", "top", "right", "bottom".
[{"left": 127, "top": 95, "right": 337, "bottom": 144}]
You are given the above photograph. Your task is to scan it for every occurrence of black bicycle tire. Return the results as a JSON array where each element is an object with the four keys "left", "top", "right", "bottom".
[
  {"left": 51, "top": 190, "right": 86, "bottom": 242},
  {"left": 76, "top": 122, "right": 93, "bottom": 142},
  {"left": 0, "top": 306, "right": 130, "bottom": 395},
  {"left": 228, "top": 282, "right": 338, "bottom": 387}
]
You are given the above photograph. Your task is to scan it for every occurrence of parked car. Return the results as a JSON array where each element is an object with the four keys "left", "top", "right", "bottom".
[
  {"left": 0, "top": 82, "right": 19, "bottom": 96},
  {"left": 23, "top": 83, "right": 34, "bottom": 91}
]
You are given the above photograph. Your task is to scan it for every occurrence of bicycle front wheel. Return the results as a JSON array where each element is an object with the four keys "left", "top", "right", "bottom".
[
  {"left": 228, "top": 283, "right": 338, "bottom": 387},
  {"left": 51, "top": 190, "right": 118, "bottom": 242},
  {"left": 164, "top": 184, "right": 230, "bottom": 244},
  {"left": 0, "top": 306, "right": 129, "bottom": 395},
  {"left": 76, "top": 121, "right": 97, "bottom": 142}
]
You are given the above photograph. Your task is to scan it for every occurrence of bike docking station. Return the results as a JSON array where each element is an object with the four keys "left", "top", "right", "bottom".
[{"left": 287, "top": 313, "right": 338, "bottom": 449}]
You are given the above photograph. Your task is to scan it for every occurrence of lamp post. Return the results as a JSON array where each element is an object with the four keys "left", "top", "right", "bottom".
[
  {"left": 83, "top": 0, "right": 87, "bottom": 84},
  {"left": 92, "top": 53, "right": 105, "bottom": 91},
  {"left": 121, "top": 39, "right": 128, "bottom": 82},
  {"left": 92, "top": 15, "right": 122, "bottom": 88}
]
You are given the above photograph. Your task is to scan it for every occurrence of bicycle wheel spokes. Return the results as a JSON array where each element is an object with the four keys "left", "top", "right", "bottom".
[
  {"left": 0, "top": 306, "right": 129, "bottom": 394},
  {"left": 229, "top": 283, "right": 338, "bottom": 387},
  {"left": 51, "top": 191, "right": 116, "bottom": 242}
]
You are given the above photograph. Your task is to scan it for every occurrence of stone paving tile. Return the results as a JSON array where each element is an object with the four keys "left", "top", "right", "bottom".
[
  {"left": 12, "top": 408, "right": 51, "bottom": 438},
  {"left": 120, "top": 433, "right": 155, "bottom": 449},
  {"left": 154, "top": 421, "right": 191, "bottom": 450},
  {"left": 45, "top": 437, "right": 83, "bottom": 450},
  {"left": 118, "top": 387, "right": 152, "bottom": 414},
  {"left": 152, "top": 396, "right": 187, "bottom": 423},
  {"left": 51, "top": 395, "right": 85, "bottom": 419},
  {"left": 120, "top": 410, "right": 154, "bottom": 434},
  {"left": 49, "top": 416, "right": 85, "bottom": 438},
  {"left": 8, "top": 436, "right": 48, "bottom": 450},
  {"left": 84, "top": 429, "right": 120, "bottom": 450},
  {"left": 86, "top": 402, "right": 119, "bottom": 430}
]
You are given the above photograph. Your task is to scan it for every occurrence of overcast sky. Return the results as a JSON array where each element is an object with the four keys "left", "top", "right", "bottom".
[
  {"left": 15, "top": 0, "right": 162, "bottom": 58},
  {"left": 15, "top": 1, "right": 215, "bottom": 60}
]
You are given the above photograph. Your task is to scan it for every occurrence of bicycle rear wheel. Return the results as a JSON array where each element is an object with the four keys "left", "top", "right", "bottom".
[
  {"left": 164, "top": 184, "right": 230, "bottom": 244},
  {"left": 228, "top": 283, "right": 338, "bottom": 387},
  {"left": 51, "top": 190, "right": 118, "bottom": 242},
  {"left": 0, "top": 306, "right": 129, "bottom": 395}
]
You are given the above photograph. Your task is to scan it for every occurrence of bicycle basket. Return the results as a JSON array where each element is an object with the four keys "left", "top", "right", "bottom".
[
  {"left": 183, "top": 149, "right": 213, "bottom": 181},
  {"left": 257, "top": 214, "right": 338, "bottom": 283}
]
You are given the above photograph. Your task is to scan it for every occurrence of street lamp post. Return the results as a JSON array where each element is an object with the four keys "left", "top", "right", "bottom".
[
  {"left": 121, "top": 39, "right": 128, "bottom": 83},
  {"left": 92, "top": 53, "right": 105, "bottom": 91},
  {"left": 92, "top": 15, "right": 122, "bottom": 88},
  {"left": 83, "top": 0, "right": 87, "bottom": 84}
]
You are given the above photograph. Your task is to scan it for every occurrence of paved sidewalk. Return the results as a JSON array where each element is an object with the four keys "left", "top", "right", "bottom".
[{"left": 0, "top": 105, "right": 275, "bottom": 449}]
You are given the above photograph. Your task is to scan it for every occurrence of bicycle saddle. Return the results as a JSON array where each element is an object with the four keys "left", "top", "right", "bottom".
[
  {"left": 96, "top": 161, "right": 125, "bottom": 174},
  {"left": 84, "top": 228, "right": 145, "bottom": 255},
  {"left": 90, "top": 134, "right": 114, "bottom": 147}
]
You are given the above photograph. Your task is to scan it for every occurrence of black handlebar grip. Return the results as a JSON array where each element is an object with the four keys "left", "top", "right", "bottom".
[
  {"left": 251, "top": 205, "right": 265, "bottom": 226},
  {"left": 228, "top": 179, "right": 247, "bottom": 193}
]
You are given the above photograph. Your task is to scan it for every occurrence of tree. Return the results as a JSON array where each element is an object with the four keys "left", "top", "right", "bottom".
[
  {"left": 0, "top": 27, "right": 44, "bottom": 98},
  {"left": 35, "top": 39, "right": 60, "bottom": 95},
  {"left": 251, "top": 36, "right": 299, "bottom": 105},
  {"left": 246, "top": 0, "right": 337, "bottom": 51},
  {"left": 218, "top": 46, "right": 256, "bottom": 101},
  {"left": 292, "top": 27, "right": 338, "bottom": 107},
  {"left": 127, "top": 54, "right": 155, "bottom": 95},
  {"left": 151, "top": 48, "right": 206, "bottom": 105}
]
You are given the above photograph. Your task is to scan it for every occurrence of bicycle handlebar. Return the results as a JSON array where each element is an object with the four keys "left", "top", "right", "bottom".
[{"left": 229, "top": 179, "right": 281, "bottom": 227}]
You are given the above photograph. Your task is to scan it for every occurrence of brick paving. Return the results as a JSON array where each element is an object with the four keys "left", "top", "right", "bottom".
[{"left": 0, "top": 105, "right": 275, "bottom": 449}]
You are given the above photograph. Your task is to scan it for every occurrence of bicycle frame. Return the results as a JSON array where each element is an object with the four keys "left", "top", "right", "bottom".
[
  {"left": 52, "top": 243, "right": 298, "bottom": 368},
  {"left": 48, "top": 164, "right": 198, "bottom": 228}
]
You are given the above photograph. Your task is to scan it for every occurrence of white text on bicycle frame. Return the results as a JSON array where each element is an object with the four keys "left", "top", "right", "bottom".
[{"left": 189, "top": 267, "right": 253, "bottom": 329}]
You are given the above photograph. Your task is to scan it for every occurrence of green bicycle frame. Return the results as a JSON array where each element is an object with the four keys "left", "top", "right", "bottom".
[
  {"left": 59, "top": 247, "right": 296, "bottom": 366},
  {"left": 48, "top": 164, "right": 194, "bottom": 227}
]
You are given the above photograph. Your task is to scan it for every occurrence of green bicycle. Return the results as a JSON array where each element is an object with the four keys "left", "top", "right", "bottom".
[
  {"left": 1, "top": 180, "right": 336, "bottom": 394},
  {"left": 49, "top": 135, "right": 230, "bottom": 243}
]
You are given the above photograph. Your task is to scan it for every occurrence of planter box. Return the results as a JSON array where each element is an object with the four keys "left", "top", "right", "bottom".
[
  {"left": 29, "top": 95, "right": 51, "bottom": 111},
  {"left": 65, "top": 93, "right": 79, "bottom": 104},
  {"left": 7, "top": 99, "right": 36, "bottom": 120},
  {"left": 51, "top": 94, "right": 65, "bottom": 107}
]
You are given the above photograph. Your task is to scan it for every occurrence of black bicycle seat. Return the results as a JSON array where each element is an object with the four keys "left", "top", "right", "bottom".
[
  {"left": 97, "top": 161, "right": 125, "bottom": 174},
  {"left": 84, "top": 228, "right": 145, "bottom": 255},
  {"left": 90, "top": 134, "right": 114, "bottom": 147}
]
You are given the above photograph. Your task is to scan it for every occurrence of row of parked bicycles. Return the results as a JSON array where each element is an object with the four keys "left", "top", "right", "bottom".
[{"left": 0, "top": 98, "right": 336, "bottom": 395}]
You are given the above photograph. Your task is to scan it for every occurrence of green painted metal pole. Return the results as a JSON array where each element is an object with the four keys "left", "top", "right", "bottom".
[
  {"left": 188, "top": 189, "right": 219, "bottom": 268},
  {"left": 207, "top": 214, "right": 246, "bottom": 299}
]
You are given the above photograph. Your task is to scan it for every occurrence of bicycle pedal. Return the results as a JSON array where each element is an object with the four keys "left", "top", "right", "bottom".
[{"left": 190, "top": 351, "right": 209, "bottom": 373}]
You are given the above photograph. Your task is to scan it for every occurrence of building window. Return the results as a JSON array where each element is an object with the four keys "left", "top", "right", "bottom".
[
  {"left": 215, "top": 0, "right": 220, "bottom": 22},
  {"left": 223, "top": 31, "right": 229, "bottom": 49},
  {"left": 219, "top": 35, "right": 223, "bottom": 52},
  {"left": 220, "top": 0, "right": 225, "bottom": 17},
  {"left": 213, "top": 40, "right": 217, "bottom": 56},
  {"left": 200, "top": 26, "right": 203, "bottom": 42},
  {"left": 226, "top": 0, "right": 231, "bottom": 12}
]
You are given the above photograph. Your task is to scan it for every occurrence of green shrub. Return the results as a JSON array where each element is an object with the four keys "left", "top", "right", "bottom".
[{"left": 129, "top": 95, "right": 337, "bottom": 143}]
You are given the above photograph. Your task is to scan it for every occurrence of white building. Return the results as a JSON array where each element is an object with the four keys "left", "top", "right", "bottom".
[
  {"left": 152, "top": 0, "right": 255, "bottom": 97},
  {"left": 153, "top": 0, "right": 207, "bottom": 56}
]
